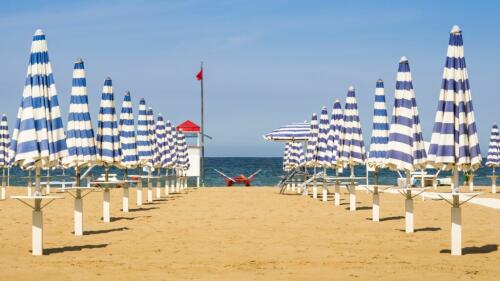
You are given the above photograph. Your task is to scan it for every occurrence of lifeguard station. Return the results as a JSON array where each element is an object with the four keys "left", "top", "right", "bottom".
[{"left": 176, "top": 120, "right": 208, "bottom": 187}]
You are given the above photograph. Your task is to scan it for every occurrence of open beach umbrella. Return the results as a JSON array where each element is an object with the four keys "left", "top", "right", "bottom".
[
  {"left": 137, "top": 99, "right": 153, "bottom": 168},
  {"left": 119, "top": 91, "right": 139, "bottom": 169},
  {"left": 264, "top": 122, "right": 311, "bottom": 142},
  {"left": 65, "top": 58, "right": 97, "bottom": 179},
  {"left": 0, "top": 114, "right": 10, "bottom": 199},
  {"left": 426, "top": 26, "right": 482, "bottom": 255},
  {"left": 486, "top": 124, "right": 499, "bottom": 170},
  {"left": 386, "top": 56, "right": 427, "bottom": 233},
  {"left": 9, "top": 29, "right": 68, "bottom": 255}
]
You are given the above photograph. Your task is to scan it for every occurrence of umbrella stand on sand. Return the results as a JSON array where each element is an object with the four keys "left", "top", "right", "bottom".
[
  {"left": 0, "top": 114, "right": 10, "bottom": 200},
  {"left": 95, "top": 77, "right": 123, "bottom": 223},
  {"left": 366, "top": 79, "right": 390, "bottom": 222},
  {"left": 64, "top": 58, "right": 98, "bottom": 235},
  {"left": 338, "top": 86, "right": 367, "bottom": 211},
  {"left": 486, "top": 124, "right": 499, "bottom": 193},
  {"left": 427, "top": 26, "right": 482, "bottom": 256},
  {"left": 10, "top": 29, "right": 68, "bottom": 256},
  {"left": 119, "top": 91, "right": 139, "bottom": 212},
  {"left": 386, "top": 57, "right": 428, "bottom": 234}
]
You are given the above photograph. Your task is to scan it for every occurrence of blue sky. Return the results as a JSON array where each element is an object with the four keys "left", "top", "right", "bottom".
[{"left": 0, "top": 0, "right": 498, "bottom": 157}]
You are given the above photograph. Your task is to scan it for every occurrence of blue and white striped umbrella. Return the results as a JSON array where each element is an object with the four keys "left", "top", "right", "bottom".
[
  {"left": 119, "top": 91, "right": 138, "bottom": 168},
  {"left": 367, "top": 79, "right": 389, "bottom": 168},
  {"left": 486, "top": 124, "right": 499, "bottom": 168},
  {"left": 10, "top": 29, "right": 68, "bottom": 169},
  {"left": 0, "top": 114, "right": 11, "bottom": 167},
  {"left": 146, "top": 107, "right": 158, "bottom": 168},
  {"left": 317, "top": 107, "right": 331, "bottom": 167},
  {"left": 162, "top": 120, "right": 175, "bottom": 168},
  {"left": 386, "top": 57, "right": 427, "bottom": 172},
  {"left": 176, "top": 131, "right": 189, "bottom": 171},
  {"left": 136, "top": 99, "right": 153, "bottom": 167},
  {"left": 282, "top": 143, "right": 292, "bottom": 171},
  {"left": 155, "top": 114, "right": 167, "bottom": 168},
  {"left": 170, "top": 130, "right": 178, "bottom": 168},
  {"left": 427, "top": 26, "right": 481, "bottom": 171},
  {"left": 329, "top": 100, "right": 344, "bottom": 167},
  {"left": 96, "top": 77, "right": 122, "bottom": 166},
  {"left": 289, "top": 142, "right": 306, "bottom": 168},
  {"left": 65, "top": 58, "right": 97, "bottom": 167},
  {"left": 339, "top": 86, "right": 366, "bottom": 166},
  {"left": 264, "top": 122, "right": 311, "bottom": 142},
  {"left": 305, "top": 113, "right": 319, "bottom": 167}
]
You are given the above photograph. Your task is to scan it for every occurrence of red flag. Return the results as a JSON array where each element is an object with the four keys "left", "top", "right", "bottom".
[{"left": 196, "top": 69, "right": 203, "bottom": 81}]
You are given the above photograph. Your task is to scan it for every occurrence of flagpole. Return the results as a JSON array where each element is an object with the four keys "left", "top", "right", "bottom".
[{"left": 200, "top": 62, "right": 205, "bottom": 186}]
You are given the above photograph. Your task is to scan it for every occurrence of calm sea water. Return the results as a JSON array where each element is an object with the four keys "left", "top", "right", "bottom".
[{"left": 3, "top": 157, "right": 498, "bottom": 187}]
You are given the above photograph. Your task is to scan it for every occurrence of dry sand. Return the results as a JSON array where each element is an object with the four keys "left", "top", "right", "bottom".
[{"left": 0, "top": 186, "right": 499, "bottom": 281}]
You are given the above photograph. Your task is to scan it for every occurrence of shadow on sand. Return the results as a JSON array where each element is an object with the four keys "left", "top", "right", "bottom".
[
  {"left": 346, "top": 206, "right": 372, "bottom": 211},
  {"left": 440, "top": 244, "right": 498, "bottom": 255},
  {"left": 397, "top": 227, "right": 442, "bottom": 232},
  {"left": 377, "top": 216, "right": 405, "bottom": 222},
  {"left": 82, "top": 227, "right": 129, "bottom": 235},
  {"left": 108, "top": 215, "right": 151, "bottom": 222},
  {"left": 40, "top": 244, "right": 109, "bottom": 255},
  {"left": 126, "top": 207, "right": 158, "bottom": 212}
]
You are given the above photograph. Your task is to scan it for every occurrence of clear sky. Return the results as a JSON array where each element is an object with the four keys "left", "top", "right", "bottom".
[{"left": 0, "top": 0, "right": 498, "bottom": 157}]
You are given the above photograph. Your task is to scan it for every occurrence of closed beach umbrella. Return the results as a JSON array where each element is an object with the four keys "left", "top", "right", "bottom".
[
  {"left": 317, "top": 107, "right": 331, "bottom": 167},
  {"left": 0, "top": 114, "right": 10, "bottom": 199},
  {"left": 162, "top": 120, "right": 175, "bottom": 168},
  {"left": 170, "top": 130, "right": 178, "bottom": 169},
  {"left": 264, "top": 122, "right": 311, "bottom": 142},
  {"left": 177, "top": 132, "right": 189, "bottom": 171},
  {"left": 296, "top": 142, "right": 306, "bottom": 167},
  {"left": 9, "top": 29, "right": 68, "bottom": 255},
  {"left": 339, "top": 86, "right": 366, "bottom": 170},
  {"left": 154, "top": 114, "right": 167, "bottom": 198},
  {"left": 282, "top": 143, "right": 291, "bottom": 171},
  {"left": 119, "top": 91, "right": 138, "bottom": 169},
  {"left": 306, "top": 113, "right": 319, "bottom": 167},
  {"left": 386, "top": 56, "right": 426, "bottom": 233},
  {"left": 329, "top": 100, "right": 344, "bottom": 167},
  {"left": 136, "top": 99, "right": 153, "bottom": 167},
  {"left": 147, "top": 107, "right": 158, "bottom": 168},
  {"left": 427, "top": 26, "right": 482, "bottom": 255},
  {"left": 367, "top": 79, "right": 389, "bottom": 168},
  {"left": 486, "top": 124, "right": 499, "bottom": 169}
]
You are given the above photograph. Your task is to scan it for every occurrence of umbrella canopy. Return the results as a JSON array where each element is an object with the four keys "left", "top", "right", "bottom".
[
  {"left": 282, "top": 143, "right": 292, "bottom": 171},
  {"left": 0, "top": 114, "right": 11, "bottom": 167},
  {"left": 317, "top": 107, "right": 331, "bottom": 167},
  {"left": 305, "top": 113, "right": 319, "bottom": 167},
  {"left": 170, "top": 130, "right": 178, "bottom": 168},
  {"left": 176, "top": 131, "right": 189, "bottom": 171},
  {"left": 427, "top": 26, "right": 481, "bottom": 171},
  {"left": 65, "top": 58, "right": 97, "bottom": 167},
  {"left": 119, "top": 91, "right": 138, "bottom": 168},
  {"left": 155, "top": 114, "right": 167, "bottom": 168},
  {"left": 147, "top": 107, "right": 158, "bottom": 168},
  {"left": 386, "top": 57, "right": 427, "bottom": 172},
  {"left": 96, "top": 77, "right": 122, "bottom": 166},
  {"left": 264, "top": 122, "right": 311, "bottom": 142},
  {"left": 329, "top": 100, "right": 344, "bottom": 167},
  {"left": 136, "top": 99, "right": 153, "bottom": 167},
  {"left": 367, "top": 79, "right": 390, "bottom": 168},
  {"left": 290, "top": 142, "right": 306, "bottom": 168},
  {"left": 162, "top": 120, "right": 175, "bottom": 168},
  {"left": 10, "top": 29, "right": 68, "bottom": 169},
  {"left": 339, "top": 86, "right": 366, "bottom": 167},
  {"left": 486, "top": 124, "right": 499, "bottom": 168}
]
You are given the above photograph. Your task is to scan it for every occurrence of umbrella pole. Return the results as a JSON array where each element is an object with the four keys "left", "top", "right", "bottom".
[
  {"left": 164, "top": 168, "right": 169, "bottom": 196},
  {"left": 1, "top": 167, "right": 6, "bottom": 200},
  {"left": 492, "top": 168, "right": 497, "bottom": 194},
  {"left": 27, "top": 170, "right": 32, "bottom": 196},
  {"left": 103, "top": 165, "right": 110, "bottom": 223},
  {"left": 451, "top": 167, "right": 462, "bottom": 255},
  {"left": 372, "top": 167, "right": 379, "bottom": 222},
  {"left": 334, "top": 168, "right": 340, "bottom": 206},
  {"left": 123, "top": 168, "right": 129, "bottom": 212},
  {"left": 405, "top": 171, "right": 414, "bottom": 233},
  {"left": 155, "top": 168, "right": 161, "bottom": 199},
  {"left": 312, "top": 166, "right": 317, "bottom": 199},
  {"left": 322, "top": 167, "right": 327, "bottom": 202},
  {"left": 45, "top": 168, "right": 50, "bottom": 195},
  {"left": 136, "top": 169, "right": 143, "bottom": 206},
  {"left": 349, "top": 165, "right": 356, "bottom": 211},
  {"left": 147, "top": 168, "right": 153, "bottom": 203},
  {"left": 74, "top": 165, "right": 83, "bottom": 236},
  {"left": 32, "top": 165, "right": 43, "bottom": 255},
  {"left": 176, "top": 169, "right": 181, "bottom": 193}
]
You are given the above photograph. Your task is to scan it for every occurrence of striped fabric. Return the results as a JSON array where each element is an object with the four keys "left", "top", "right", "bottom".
[
  {"left": 10, "top": 29, "right": 68, "bottom": 169},
  {"left": 305, "top": 113, "right": 319, "bottom": 167},
  {"left": 317, "top": 107, "right": 331, "bottom": 167},
  {"left": 367, "top": 79, "right": 389, "bottom": 168},
  {"left": 427, "top": 26, "right": 482, "bottom": 171},
  {"left": 119, "top": 91, "right": 138, "bottom": 168},
  {"left": 147, "top": 107, "right": 158, "bottom": 168},
  {"left": 289, "top": 142, "right": 306, "bottom": 168},
  {"left": 264, "top": 122, "right": 311, "bottom": 142},
  {"left": 386, "top": 57, "right": 427, "bottom": 171},
  {"left": 339, "top": 86, "right": 366, "bottom": 166},
  {"left": 65, "top": 58, "right": 97, "bottom": 167},
  {"left": 329, "top": 100, "right": 344, "bottom": 167},
  {"left": 486, "top": 124, "right": 499, "bottom": 167},
  {"left": 176, "top": 131, "right": 189, "bottom": 171},
  {"left": 162, "top": 120, "right": 175, "bottom": 168},
  {"left": 96, "top": 77, "right": 122, "bottom": 166},
  {"left": 0, "top": 114, "right": 11, "bottom": 167},
  {"left": 170, "top": 130, "right": 178, "bottom": 168},
  {"left": 282, "top": 143, "right": 292, "bottom": 171},
  {"left": 155, "top": 114, "right": 167, "bottom": 168},
  {"left": 136, "top": 99, "right": 153, "bottom": 167}
]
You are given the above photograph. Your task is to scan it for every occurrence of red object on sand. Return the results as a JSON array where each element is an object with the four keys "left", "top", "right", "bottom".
[{"left": 214, "top": 169, "right": 262, "bottom": 187}]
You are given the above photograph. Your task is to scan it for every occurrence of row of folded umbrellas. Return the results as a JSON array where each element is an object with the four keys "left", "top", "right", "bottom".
[
  {"left": 0, "top": 29, "right": 190, "bottom": 181},
  {"left": 269, "top": 25, "right": 499, "bottom": 179}
]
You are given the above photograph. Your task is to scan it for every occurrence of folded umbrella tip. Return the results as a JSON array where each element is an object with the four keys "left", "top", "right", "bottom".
[
  {"left": 451, "top": 25, "right": 461, "bottom": 34},
  {"left": 75, "top": 57, "right": 84, "bottom": 63},
  {"left": 34, "top": 29, "right": 44, "bottom": 36},
  {"left": 348, "top": 86, "right": 354, "bottom": 91},
  {"left": 399, "top": 56, "right": 408, "bottom": 62},
  {"left": 377, "top": 78, "right": 383, "bottom": 83}
]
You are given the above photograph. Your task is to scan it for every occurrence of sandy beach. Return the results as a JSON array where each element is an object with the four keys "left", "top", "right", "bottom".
[{"left": 0, "top": 186, "right": 499, "bottom": 281}]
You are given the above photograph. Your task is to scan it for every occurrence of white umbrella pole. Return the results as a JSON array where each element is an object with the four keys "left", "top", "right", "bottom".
[
  {"left": 1, "top": 168, "right": 6, "bottom": 200},
  {"left": 122, "top": 168, "right": 129, "bottom": 213},
  {"left": 27, "top": 170, "right": 32, "bottom": 196},
  {"left": 103, "top": 165, "right": 110, "bottom": 223},
  {"left": 349, "top": 165, "right": 356, "bottom": 211},
  {"left": 32, "top": 165, "right": 43, "bottom": 256},
  {"left": 74, "top": 165, "right": 83, "bottom": 236},
  {"left": 155, "top": 168, "right": 161, "bottom": 199},
  {"left": 372, "top": 167, "right": 380, "bottom": 222},
  {"left": 492, "top": 168, "right": 497, "bottom": 194},
  {"left": 312, "top": 166, "right": 317, "bottom": 199},
  {"left": 136, "top": 173, "right": 143, "bottom": 206},
  {"left": 45, "top": 168, "right": 50, "bottom": 195},
  {"left": 164, "top": 168, "right": 169, "bottom": 196},
  {"left": 451, "top": 167, "right": 462, "bottom": 255},
  {"left": 322, "top": 167, "right": 327, "bottom": 202},
  {"left": 7, "top": 167, "right": 10, "bottom": 187},
  {"left": 176, "top": 169, "right": 181, "bottom": 193},
  {"left": 147, "top": 168, "right": 153, "bottom": 203},
  {"left": 405, "top": 171, "right": 414, "bottom": 233},
  {"left": 334, "top": 168, "right": 340, "bottom": 206}
]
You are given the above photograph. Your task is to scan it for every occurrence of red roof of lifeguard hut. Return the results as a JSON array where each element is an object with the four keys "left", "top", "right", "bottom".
[{"left": 177, "top": 120, "right": 201, "bottom": 133}]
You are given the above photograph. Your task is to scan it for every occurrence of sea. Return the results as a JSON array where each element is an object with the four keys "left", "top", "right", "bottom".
[{"left": 3, "top": 157, "right": 498, "bottom": 187}]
